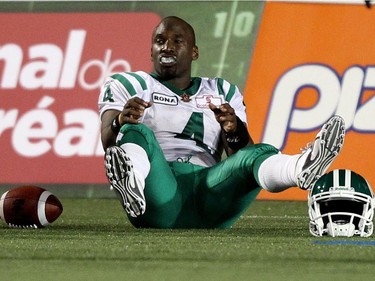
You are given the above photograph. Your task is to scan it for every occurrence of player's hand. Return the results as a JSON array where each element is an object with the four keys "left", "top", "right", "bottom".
[
  {"left": 209, "top": 103, "right": 237, "bottom": 133},
  {"left": 119, "top": 97, "right": 152, "bottom": 124}
]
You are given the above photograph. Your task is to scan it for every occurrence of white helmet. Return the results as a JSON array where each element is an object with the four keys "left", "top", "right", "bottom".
[{"left": 308, "top": 169, "right": 375, "bottom": 237}]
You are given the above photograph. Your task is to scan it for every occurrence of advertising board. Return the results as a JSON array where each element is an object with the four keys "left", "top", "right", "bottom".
[
  {"left": 246, "top": 2, "right": 375, "bottom": 199},
  {"left": 1, "top": 2, "right": 374, "bottom": 201},
  {"left": 0, "top": 13, "right": 160, "bottom": 183}
]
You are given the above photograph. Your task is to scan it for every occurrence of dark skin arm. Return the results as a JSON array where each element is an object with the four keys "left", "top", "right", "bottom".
[
  {"left": 101, "top": 97, "right": 152, "bottom": 150},
  {"left": 208, "top": 103, "right": 254, "bottom": 156},
  {"left": 101, "top": 97, "right": 253, "bottom": 155}
]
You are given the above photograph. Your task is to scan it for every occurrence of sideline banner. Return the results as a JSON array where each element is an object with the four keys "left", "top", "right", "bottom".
[
  {"left": 245, "top": 2, "right": 375, "bottom": 200},
  {"left": 0, "top": 13, "right": 160, "bottom": 183}
]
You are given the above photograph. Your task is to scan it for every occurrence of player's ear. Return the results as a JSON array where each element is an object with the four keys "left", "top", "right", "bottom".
[{"left": 192, "top": 45, "right": 199, "bottom": 61}]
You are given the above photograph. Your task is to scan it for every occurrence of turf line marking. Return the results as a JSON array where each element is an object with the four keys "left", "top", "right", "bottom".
[
  {"left": 243, "top": 215, "right": 308, "bottom": 219},
  {"left": 216, "top": 0, "right": 238, "bottom": 77},
  {"left": 313, "top": 240, "right": 375, "bottom": 246}
]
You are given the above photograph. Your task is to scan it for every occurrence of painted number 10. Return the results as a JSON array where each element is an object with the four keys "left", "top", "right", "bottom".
[{"left": 213, "top": 11, "right": 255, "bottom": 38}]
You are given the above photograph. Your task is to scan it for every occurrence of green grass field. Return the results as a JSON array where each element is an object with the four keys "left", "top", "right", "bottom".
[
  {"left": 1, "top": 199, "right": 374, "bottom": 281},
  {"left": 1, "top": 5, "right": 374, "bottom": 280}
]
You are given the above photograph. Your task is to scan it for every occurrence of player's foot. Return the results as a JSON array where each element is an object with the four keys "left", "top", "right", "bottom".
[
  {"left": 296, "top": 115, "right": 345, "bottom": 190},
  {"left": 104, "top": 146, "right": 146, "bottom": 217}
]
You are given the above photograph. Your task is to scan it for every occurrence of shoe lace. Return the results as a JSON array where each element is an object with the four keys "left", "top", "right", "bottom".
[{"left": 301, "top": 142, "right": 313, "bottom": 153}]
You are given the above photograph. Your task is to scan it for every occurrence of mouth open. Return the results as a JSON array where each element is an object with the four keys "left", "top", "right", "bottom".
[{"left": 159, "top": 56, "right": 177, "bottom": 66}]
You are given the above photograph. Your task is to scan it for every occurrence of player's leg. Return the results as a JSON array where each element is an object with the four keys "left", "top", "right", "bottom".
[
  {"left": 194, "top": 143, "right": 279, "bottom": 229},
  {"left": 257, "top": 115, "right": 345, "bottom": 191},
  {"left": 105, "top": 124, "right": 182, "bottom": 227},
  {"left": 193, "top": 115, "right": 345, "bottom": 228}
]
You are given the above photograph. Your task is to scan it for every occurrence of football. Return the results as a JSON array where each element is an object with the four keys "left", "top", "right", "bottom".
[{"left": 0, "top": 185, "right": 63, "bottom": 228}]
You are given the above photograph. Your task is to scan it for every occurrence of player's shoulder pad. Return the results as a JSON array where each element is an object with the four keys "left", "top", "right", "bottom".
[{"left": 109, "top": 71, "right": 150, "bottom": 97}]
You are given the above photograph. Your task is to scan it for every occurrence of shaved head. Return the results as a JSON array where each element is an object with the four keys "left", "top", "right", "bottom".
[{"left": 153, "top": 16, "right": 196, "bottom": 46}]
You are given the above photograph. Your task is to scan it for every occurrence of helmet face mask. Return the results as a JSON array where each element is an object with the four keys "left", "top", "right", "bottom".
[{"left": 308, "top": 169, "right": 375, "bottom": 237}]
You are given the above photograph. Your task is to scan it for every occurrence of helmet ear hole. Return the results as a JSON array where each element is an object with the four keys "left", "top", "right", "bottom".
[{"left": 308, "top": 169, "right": 375, "bottom": 237}]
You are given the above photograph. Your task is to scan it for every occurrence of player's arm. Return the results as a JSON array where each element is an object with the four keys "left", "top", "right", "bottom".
[
  {"left": 101, "top": 97, "right": 151, "bottom": 150},
  {"left": 222, "top": 120, "right": 254, "bottom": 156},
  {"left": 101, "top": 109, "right": 121, "bottom": 150},
  {"left": 209, "top": 103, "right": 254, "bottom": 156}
]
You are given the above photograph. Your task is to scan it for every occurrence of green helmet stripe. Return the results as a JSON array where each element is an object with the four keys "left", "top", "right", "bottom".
[{"left": 312, "top": 169, "right": 373, "bottom": 197}]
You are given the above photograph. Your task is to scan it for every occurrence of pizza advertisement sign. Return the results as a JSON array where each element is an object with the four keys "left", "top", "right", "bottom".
[{"left": 245, "top": 2, "right": 375, "bottom": 200}]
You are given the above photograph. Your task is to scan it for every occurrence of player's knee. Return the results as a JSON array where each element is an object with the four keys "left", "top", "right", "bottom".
[
  {"left": 119, "top": 123, "right": 154, "bottom": 137},
  {"left": 117, "top": 124, "right": 156, "bottom": 152},
  {"left": 236, "top": 144, "right": 279, "bottom": 163}
]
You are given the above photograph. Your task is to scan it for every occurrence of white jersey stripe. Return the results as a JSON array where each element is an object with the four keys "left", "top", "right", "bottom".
[
  {"left": 345, "top": 169, "right": 351, "bottom": 188},
  {"left": 333, "top": 169, "right": 339, "bottom": 187}
]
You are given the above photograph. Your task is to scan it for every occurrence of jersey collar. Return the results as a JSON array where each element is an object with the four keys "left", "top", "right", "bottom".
[{"left": 150, "top": 72, "right": 201, "bottom": 96}]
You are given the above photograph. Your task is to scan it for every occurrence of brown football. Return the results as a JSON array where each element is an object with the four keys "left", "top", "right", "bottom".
[{"left": 0, "top": 186, "right": 63, "bottom": 228}]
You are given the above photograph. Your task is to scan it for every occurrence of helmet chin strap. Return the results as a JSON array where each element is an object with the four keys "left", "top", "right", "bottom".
[{"left": 327, "top": 222, "right": 356, "bottom": 237}]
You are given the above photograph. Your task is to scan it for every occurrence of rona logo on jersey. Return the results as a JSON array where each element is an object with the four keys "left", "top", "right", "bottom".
[{"left": 152, "top": 93, "right": 178, "bottom": 106}]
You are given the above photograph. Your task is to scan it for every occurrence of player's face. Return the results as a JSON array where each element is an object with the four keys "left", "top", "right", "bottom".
[{"left": 151, "top": 19, "right": 198, "bottom": 82}]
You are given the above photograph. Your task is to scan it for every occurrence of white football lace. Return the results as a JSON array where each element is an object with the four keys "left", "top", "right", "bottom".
[
  {"left": 8, "top": 223, "right": 38, "bottom": 229},
  {"left": 301, "top": 142, "right": 312, "bottom": 153}
]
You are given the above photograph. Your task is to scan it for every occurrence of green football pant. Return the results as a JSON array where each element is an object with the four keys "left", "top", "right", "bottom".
[{"left": 117, "top": 124, "right": 279, "bottom": 229}]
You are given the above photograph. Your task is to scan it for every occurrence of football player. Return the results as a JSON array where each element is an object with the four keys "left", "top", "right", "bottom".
[{"left": 98, "top": 16, "right": 345, "bottom": 228}]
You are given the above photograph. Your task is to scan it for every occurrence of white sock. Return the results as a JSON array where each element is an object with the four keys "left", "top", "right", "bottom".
[
  {"left": 120, "top": 143, "right": 150, "bottom": 190},
  {"left": 257, "top": 153, "right": 300, "bottom": 192}
]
